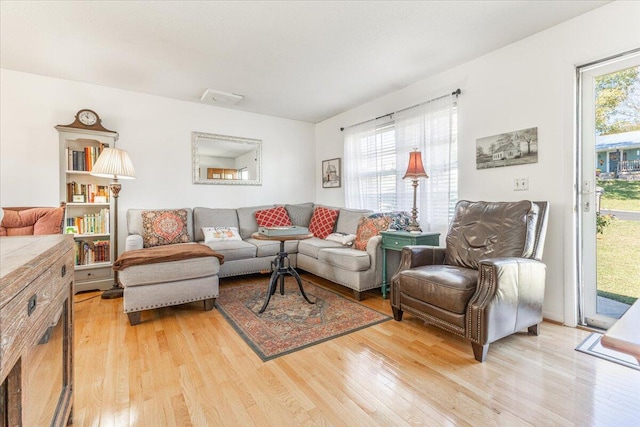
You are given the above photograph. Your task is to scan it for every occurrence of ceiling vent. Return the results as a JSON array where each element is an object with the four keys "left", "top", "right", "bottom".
[{"left": 200, "top": 88, "right": 244, "bottom": 105}]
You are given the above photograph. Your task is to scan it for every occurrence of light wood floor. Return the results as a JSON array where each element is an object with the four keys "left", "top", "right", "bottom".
[{"left": 73, "top": 273, "right": 640, "bottom": 426}]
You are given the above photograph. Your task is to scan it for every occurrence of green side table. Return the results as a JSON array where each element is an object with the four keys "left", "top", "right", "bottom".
[{"left": 380, "top": 230, "right": 440, "bottom": 298}]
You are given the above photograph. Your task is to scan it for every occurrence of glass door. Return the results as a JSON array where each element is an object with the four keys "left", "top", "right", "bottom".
[{"left": 578, "top": 50, "right": 640, "bottom": 329}]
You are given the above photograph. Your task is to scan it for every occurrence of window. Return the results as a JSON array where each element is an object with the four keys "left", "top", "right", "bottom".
[
  {"left": 348, "top": 121, "right": 398, "bottom": 212},
  {"left": 344, "top": 94, "right": 458, "bottom": 231}
]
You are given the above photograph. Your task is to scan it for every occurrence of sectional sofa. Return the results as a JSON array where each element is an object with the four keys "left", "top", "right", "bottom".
[{"left": 121, "top": 203, "right": 384, "bottom": 321}]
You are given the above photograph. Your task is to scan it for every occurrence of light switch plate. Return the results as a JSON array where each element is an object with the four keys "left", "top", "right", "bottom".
[{"left": 513, "top": 177, "right": 529, "bottom": 191}]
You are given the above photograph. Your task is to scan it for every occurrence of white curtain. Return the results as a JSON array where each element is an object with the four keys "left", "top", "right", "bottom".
[
  {"left": 344, "top": 119, "right": 380, "bottom": 211},
  {"left": 395, "top": 94, "right": 457, "bottom": 233}
]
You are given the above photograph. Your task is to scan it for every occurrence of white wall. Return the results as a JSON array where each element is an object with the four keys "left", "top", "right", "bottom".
[
  {"left": 0, "top": 70, "right": 315, "bottom": 254},
  {"left": 315, "top": 1, "right": 640, "bottom": 324},
  {"left": 235, "top": 150, "right": 258, "bottom": 178}
]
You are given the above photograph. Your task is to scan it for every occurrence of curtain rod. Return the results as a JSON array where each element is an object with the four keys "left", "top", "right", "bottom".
[{"left": 340, "top": 88, "right": 461, "bottom": 131}]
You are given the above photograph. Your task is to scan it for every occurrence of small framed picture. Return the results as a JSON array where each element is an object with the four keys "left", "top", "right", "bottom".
[
  {"left": 72, "top": 194, "right": 85, "bottom": 203},
  {"left": 322, "top": 158, "right": 341, "bottom": 188}
]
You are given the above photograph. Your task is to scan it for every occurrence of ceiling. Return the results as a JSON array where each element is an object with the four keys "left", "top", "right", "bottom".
[{"left": 0, "top": 1, "right": 609, "bottom": 123}]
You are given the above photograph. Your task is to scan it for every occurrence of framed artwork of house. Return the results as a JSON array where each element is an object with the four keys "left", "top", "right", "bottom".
[
  {"left": 322, "top": 158, "right": 341, "bottom": 188},
  {"left": 476, "top": 127, "right": 538, "bottom": 169}
]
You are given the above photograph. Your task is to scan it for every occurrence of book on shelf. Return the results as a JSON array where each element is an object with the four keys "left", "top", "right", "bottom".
[
  {"left": 74, "top": 238, "right": 110, "bottom": 266},
  {"left": 66, "top": 208, "right": 110, "bottom": 235},
  {"left": 66, "top": 182, "right": 74, "bottom": 203},
  {"left": 71, "top": 150, "right": 84, "bottom": 171},
  {"left": 66, "top": 144, "right": 104, "bottom": 172},
  {"left": 66, "top": 182, "right": 110, "bottom": 203},
  {"left": 85, "top": 147, "right": 91, "bottom": 172}
]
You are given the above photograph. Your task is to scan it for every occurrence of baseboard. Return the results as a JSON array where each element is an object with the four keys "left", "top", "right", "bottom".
[{"left": 74, "top": 280, "right": 112, "bottom": 294}]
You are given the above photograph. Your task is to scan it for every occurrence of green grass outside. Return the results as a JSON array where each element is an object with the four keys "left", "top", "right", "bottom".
[
  {"left": 595, "top": 180, "right": 639, "bottom": 305},
  {"left": 597, "top": 218, "right": 640, "bottom": 305},
  {"left": 598, "top": 180, "right": 640, "bottom": 211}
]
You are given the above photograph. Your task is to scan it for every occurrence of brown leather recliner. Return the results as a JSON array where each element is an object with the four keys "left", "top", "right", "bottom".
[{"left": 390, "top": 200, "right": 549, "bottom": 362}]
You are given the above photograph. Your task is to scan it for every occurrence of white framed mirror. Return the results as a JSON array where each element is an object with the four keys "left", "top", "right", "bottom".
[{"left": 192, "top": 131, "right": 262, "bottom": 185}]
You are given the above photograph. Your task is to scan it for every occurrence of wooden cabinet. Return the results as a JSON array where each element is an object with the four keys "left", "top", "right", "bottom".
[
  {"left": 56, "top": 122, "right": 118, "bottom": 292},
  {"left": 0, "top": 235, "right": 75, "bottom": 427}
]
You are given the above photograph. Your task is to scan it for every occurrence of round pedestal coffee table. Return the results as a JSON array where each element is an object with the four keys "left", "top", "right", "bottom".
[{"left": 251, "top": 232, "right": 315, "bottom": 313}]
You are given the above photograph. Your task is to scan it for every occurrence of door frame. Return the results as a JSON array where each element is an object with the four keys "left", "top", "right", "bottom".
[{"left": 575, "top": 48, "right": 640, "bottom": 328}]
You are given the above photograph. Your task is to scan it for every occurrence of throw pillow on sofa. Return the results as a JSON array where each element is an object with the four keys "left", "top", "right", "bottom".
[
  {"left": 325, "top": 232, "right": 356, "bottom": 246},
  {"left": 285, "top": 202, "right": 314, "bottom": 226},
  {"left": 308, "top": 206, "right": 339, "bottom": 239},
  {"left": 202, "top": 226, "right": 242, "bottom": 243},
  {"left": 141, "top": 209, "right": 191, "bottom": 248},
  {"left": 254, "top": 206, "right": 292, "bottom": 227},
  {"left": 354, "top": 215, "right": 391, "bottom": 250},
  {"left": 368, "top": 211, "right": 412, "bottom": 231}
]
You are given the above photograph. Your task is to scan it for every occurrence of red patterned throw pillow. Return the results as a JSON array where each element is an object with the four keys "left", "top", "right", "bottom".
[
  {"left": 308, "top": 207, "right": 339, "bottom": 239},
  {"left": 254, "top": 206, "right": 292, "bottom": 227},
  {"left": 354, "top": 215, "right": 391, "bottom": 251},
  {"left": 141, "top": 209, "right": 191, "bottom": 248}
]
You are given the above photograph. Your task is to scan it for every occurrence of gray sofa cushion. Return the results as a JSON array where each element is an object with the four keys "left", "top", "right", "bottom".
[
  {"left": 318, "top": 248, "right": 371, "bottom": 271},
  {"left": 298, "top": 237, "right": 344, "bottom": 259},
  {"left": 285, "top": 203, "right": 314, "bottom": 226},
  {"left": 119, "top": 256, "right": 220, "bottom": 287},
  {"left": 127, "top": 208, "right": 194, "bottom": 240},
  {"left": 336, "top": 208, "right": 372, "bottom": 234},
  {"left": 193, "top": 207, "right": 239, "bottom": 241},
  {"left": 236, "top": 205, "right": 275, "bottom": 239},
  {"left": 202, "top": 240, "right": 257, "bottom": 261}
]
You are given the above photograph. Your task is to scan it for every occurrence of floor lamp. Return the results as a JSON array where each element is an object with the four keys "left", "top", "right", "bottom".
[
  {"left": 91, "top": 147, "right": 136, "bottom": 299},
  {"left": 403, "top": 149, "right": 428, "bottom": 232}
]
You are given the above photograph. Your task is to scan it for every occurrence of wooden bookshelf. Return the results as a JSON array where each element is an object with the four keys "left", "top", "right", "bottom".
[{"left": 56, "top": 124, "right": 118, "bottom": 293}]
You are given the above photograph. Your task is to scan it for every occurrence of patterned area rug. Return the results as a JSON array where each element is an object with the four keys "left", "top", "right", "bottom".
[
  {"left": 576, "top": 332, "right": 640, "bottom": 371},
  {"left": 216, "top": 278, "right": 390, "bottom": 361}
]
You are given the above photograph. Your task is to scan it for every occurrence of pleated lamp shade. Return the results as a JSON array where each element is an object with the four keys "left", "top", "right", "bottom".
[
  {"left": 403, "top": 150, "right": 429, "bottom": 179},
  {"left": 91, "top": 148, "right": 136, "bottom": 179}
]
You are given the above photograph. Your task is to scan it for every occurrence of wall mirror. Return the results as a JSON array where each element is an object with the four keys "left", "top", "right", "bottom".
[{"left": 192, "top": 131, "right": 262, "bottom": 185}]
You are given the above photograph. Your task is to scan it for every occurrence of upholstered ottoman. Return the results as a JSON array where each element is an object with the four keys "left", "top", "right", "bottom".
[{"left": 115, "top": 243, "right": 223, "bottom": 325}]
